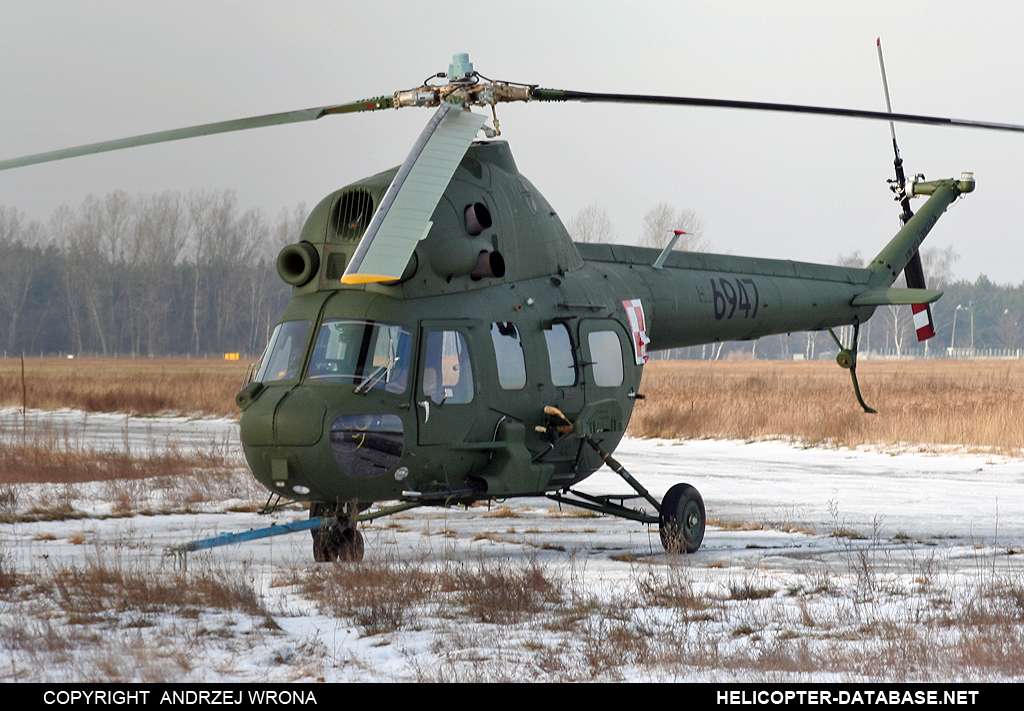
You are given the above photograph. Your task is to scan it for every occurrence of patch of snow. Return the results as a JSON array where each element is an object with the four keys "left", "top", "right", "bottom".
[{"left": 1, "top": 417, "right": 1022, "bottom": 681}]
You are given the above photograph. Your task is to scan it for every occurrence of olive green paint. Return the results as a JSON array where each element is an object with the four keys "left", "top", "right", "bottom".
[{"left": 240, "top": 142, "right": 973, "bottom": 513}]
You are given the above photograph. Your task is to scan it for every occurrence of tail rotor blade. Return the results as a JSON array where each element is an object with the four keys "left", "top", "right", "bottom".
[
  {"left": 904, "top": 251, "right": 936, "bottom": 341},
  {"left": 877, "top": 37, "right": 936, "bottom": 342}
]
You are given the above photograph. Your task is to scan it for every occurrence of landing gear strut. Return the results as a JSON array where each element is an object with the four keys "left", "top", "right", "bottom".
[
  {"left": 540, "top": 406, "right": 707, "bottom": 554},
  {"left": 310, "top": 502, "right": 364, "bottom": 562}
]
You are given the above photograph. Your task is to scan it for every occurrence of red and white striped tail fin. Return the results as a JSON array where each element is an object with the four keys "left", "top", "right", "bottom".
[{"left": 912, "top": 303, "right": 936, "bottom": 341}]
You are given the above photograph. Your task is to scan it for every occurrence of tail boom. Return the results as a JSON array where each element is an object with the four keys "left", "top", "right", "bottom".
[{"left": 867, "top": 175, "right": 975, "bottom": 289}]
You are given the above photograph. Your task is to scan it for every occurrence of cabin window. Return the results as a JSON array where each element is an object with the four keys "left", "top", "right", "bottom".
[
  {"left": 422, "top": 330, "right": 474, "bottom": 404},
  {"left": 543, "top": 323, "right": 577, "bottom": 387},
  {"left": 306, "top": 319, "right": 411, "bottom": 394},
  {"left": 257, "top": 320, "right": 311, "bottom": 383},
  {"left": 490, "top": 322, "right": 527, "bottom": 390},
  {"left": 588, "top": 331, "right": 624, "bottom": 387}
]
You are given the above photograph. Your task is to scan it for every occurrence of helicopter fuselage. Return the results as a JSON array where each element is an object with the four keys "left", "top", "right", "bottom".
[{"left": 236, "top": 139, "right": 970, "bottom": 508}]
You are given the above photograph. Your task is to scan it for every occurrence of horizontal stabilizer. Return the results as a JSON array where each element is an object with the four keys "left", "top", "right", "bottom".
[{"left": 851, "top": 287, "right": 943, "bottom": 306}]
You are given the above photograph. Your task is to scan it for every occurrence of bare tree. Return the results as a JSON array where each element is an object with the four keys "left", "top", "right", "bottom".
[
  {"left": 186, "top": 191, "right": 239, "bottom": 355},
  {"left": 271, "top": 203, "right": 308, "bottom": 259},
  {"left": 994, "top": 309, "right": 1024, "bottom": 351},
  {"left": 921, "top": 245, "right": 960, "bottom": 289},
  {"left": 639, "top": 202, "right": 707, "bottom": 251},
  {"left": 0, "top": 206, "right": 22, "bottom": 244},
  {"left": 835, "top": 251, "right": 866, "bottom": 268},
  {"left": 567, "top": 203, "right": 616, "bottom": 244},
  {"left": 70, "top": 194, "right": 133, "bottom": 355},
  {"left": 126, "top": 193, "right": 189, "bottom": 355},
  {"left": 0, "top": 207, "right": 46, "bottom": 352},
  {"left": 882, "top": 303, "right": 914, "bottom": 356}
]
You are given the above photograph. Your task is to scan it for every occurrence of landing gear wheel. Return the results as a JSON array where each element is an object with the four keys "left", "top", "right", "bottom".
[
  {"left": 310, "top": 503, "right": 364, "bottom": 562},
  {"left": 313, "top": 526, "right": 364, "bottom": 563},
  {"left": 659, "top": 483, "right": 705, "bottom": 554}
]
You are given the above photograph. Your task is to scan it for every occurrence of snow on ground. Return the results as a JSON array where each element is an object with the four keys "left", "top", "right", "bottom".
[
  {"left": 0, "top": 407, "right": 240, "bottom": 455},
  {"left": 1, "top": 411, "right": 1023, "bottom": 682}
]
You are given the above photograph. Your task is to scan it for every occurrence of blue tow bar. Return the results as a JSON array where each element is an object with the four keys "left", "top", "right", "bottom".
[{"left": 167, "top": 516, "right": 330, "bottom": 554}]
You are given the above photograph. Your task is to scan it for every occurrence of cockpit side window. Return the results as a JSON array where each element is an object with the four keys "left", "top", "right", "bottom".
[
  {"left": 490, "top": 322, "right": 527, "bottom": 390},
  {"left": 256, "top": 320, "right": 311, "bottom": 383},
  {"left": 422, "top": 330, "right": 474, "bottom": 404},
  {"left": 543, "top": 323, "right": 577, "bottom": 387}
]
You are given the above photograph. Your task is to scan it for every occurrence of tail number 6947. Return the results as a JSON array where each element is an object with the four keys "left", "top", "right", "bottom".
[{"left": 711, "top": 278, "right": 759, "bottom": 320}]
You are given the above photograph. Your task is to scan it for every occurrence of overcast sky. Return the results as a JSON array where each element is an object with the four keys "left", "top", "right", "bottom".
[{"left": 2, "top": 1, "right": 1022, "bottom": 283}]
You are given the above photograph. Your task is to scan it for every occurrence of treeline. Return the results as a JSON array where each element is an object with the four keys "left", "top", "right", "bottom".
[
  {"left": 0, "top": 192, "right": 302, "bottom": 358},
  {"left": 3, "top": 192, "right": 1021, "bottom": 361}
]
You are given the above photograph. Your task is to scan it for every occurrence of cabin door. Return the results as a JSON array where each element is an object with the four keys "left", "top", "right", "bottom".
[{"left": 415, "top": 320, "right": 480, "bottom": 446}]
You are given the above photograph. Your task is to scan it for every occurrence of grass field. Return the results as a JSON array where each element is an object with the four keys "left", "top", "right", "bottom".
[
  {"left": 0, "top": 357, "right": 249, "bottom": 418},
  {"left": 631, "top": 359, "right": 1024, "bottom": 454},
  {"left": 2, "top": 356, "right": 1022, "bottom": 452},
  {"left": 0, "top": 358, "right": 248, "bottom": 488}
]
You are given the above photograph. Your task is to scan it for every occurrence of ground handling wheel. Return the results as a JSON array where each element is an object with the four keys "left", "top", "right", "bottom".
[
  {"left": 310, "top": 502, "right": 365, "bottom": 562},
  {"left": 659, "top": 483, "right": 706, "bottom": 554}
]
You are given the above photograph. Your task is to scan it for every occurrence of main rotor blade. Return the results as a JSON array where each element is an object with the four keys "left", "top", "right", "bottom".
[
  {"left": 342, "top": 102, "right": 487, "bottom": 284},
  {"left": 530, "top": 88, "right": 1024, "bottom": 134},
  {"left": 0, "top": 96, "right": 393, "bottom": 172}
]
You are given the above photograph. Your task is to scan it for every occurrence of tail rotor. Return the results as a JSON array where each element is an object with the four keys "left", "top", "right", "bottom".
[{"left": 877, "top": 38, "right": 936, "bottom": 341}]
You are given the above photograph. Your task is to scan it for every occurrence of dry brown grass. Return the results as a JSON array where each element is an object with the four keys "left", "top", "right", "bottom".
[
  {"left": 0, "top": 434, "right": 231, "bottom": 486},
  {"left": 0, "top": 359, "right": 246, "bottom": 497},
  {"left": 630, "top": 359, "right": 1024, "bottom": 453},
  {"left": 5, "top": 357, "right": 1020, "bottom": 452},
  {"left": 38, "top": 552, "right": 268, "bottom": 621},
  {"left": 285, "top": 549, "right": 1024, "bottom": 681},
  {"left": 0, "top": 358, "right": 248, "bottom": 417},
  {"left": 0, "top": 414, "right": 239, "bottom": 516},
  {"left": 0, "top": 549, "right": 275, "bottom": 682},
  {"left": 289, "top": 558, "right": 562, "bottom": 635},
  {"left": 0, "top": 418, "right": 253, "bottom": 519}
]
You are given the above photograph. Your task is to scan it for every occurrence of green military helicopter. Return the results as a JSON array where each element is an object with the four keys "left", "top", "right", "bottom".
[{"left": 4, "top": 53, "right": 1022, "bottom": 561}]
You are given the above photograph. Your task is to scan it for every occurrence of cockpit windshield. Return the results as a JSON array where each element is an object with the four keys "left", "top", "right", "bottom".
[
  {"left": 306, "top": 319, "right": 411, "bottom": 394},
  {"left": 256, "top": 320, "right": 311, "bottom": 383}
]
